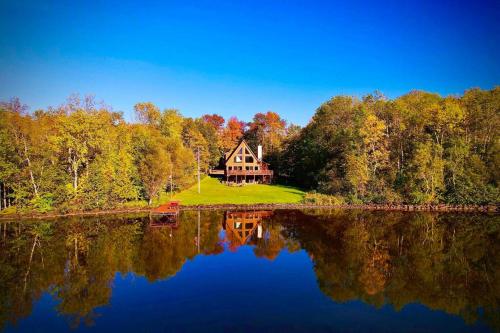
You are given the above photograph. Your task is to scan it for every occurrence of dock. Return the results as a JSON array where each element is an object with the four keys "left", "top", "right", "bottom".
[
  {"left": 150, "top": 201, "right": 180, "bottom": 227},
  {"left": 151, "top": 201, "right": 180, "bottom": 216}
]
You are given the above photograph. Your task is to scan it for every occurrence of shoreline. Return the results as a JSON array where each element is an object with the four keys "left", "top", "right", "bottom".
[{"left": 0, "top": 203, "right": 497, "bottom": 221}]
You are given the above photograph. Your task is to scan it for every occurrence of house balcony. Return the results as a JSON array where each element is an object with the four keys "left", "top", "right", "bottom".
[
  {"left": 208, "top": 169, "right": 225, "bottom": 175},
  {"left": 226, "top": 170, "right": 273, "bottom": 176}
]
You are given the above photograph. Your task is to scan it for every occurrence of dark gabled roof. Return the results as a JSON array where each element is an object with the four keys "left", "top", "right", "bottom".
[{"left": 225, "top": 139, "right": 260, "bottom": 163}]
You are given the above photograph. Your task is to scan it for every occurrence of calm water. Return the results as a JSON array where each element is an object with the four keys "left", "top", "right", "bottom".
[{"left": 1, "top": 209, "right": 498, "bottom": 332}]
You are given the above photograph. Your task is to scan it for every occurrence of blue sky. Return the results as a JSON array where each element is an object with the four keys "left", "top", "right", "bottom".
[{"left": 0, "top": 0, "right": 498, "bottom": 125}]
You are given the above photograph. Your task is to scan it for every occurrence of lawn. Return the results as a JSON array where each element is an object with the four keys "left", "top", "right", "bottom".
[{"left": 173, "top": 176, "right": 305, "bottom": 205}]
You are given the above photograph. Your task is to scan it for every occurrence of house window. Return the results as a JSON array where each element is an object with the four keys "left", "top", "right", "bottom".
[
  {"left": 246, "top": 166, "right": 250, "bottom": 170},
  {"left": 228, "top": 166, "right": 232, "bottom": 170},
  {"left": 245, "top": 156, "right": 254, "bottom": 163},
  {"left": 238, "top": 148, "right": 243, "bottom": 154},
  {"left": 245, "top": 148, "right": 250, "bottom": 154},
  {"left": 255, "top": 166, "right": 259, "bottom": 170},
  {"left": 234, "top": 155, "right": 242, "bottom": 163}
]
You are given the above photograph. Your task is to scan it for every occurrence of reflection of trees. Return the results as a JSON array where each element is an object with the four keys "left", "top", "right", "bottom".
[
  {"left": 135, "top": 210, "right": 224, "bottom": 281},
  {"left": 281, "top": 210, "right": 499, "bottom": 329},
  {"left": 0, "top": 211, "right": 227, "bottom": 330},
  {"left": 56, "top": 218, "right": 141, "bottom": 328},
  {"left": 23, "top": 222, "right": 53, "bottom": 293},
  {"left": 136, "top": 224, "right": 191, "bottom": 281},
  {"left": 358, "top": 239, "right": 390, "bottom": 296},
  {"left": 252, "top": 222, "right": 286, "bottom": 260},
  {"left": 0, "top": 210, "right": 498, "bottom": 331},
  {"left": 0, "top": 221, "right": 66, "bottom": 330},
  {"left": 198, "top": 210, "right": 225, "bottom": 255}
]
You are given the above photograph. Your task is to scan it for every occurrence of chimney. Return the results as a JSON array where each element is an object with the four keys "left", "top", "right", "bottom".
[{"left": 257, "top": 145, "right": 262, "bottom": 160}]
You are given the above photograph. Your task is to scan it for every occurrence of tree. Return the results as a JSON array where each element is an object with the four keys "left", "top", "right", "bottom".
[
  {"left": 359, "top": 113, "right": 389, "bottom": 176},
  {"left": 77, "top": 118, "right": 138, "bottom": 210},
  {"left": 410, "top": 141, "right": 445, "bottom": 203},
  {"left": 181, "top": 118, "right": 209, "bottom": 170},
  {"left": 54, "top": 110, "right": 109, "bottom": 191},
  {"left": 346, "top": 152, "right": 369, "bottom": 198},
  {"left": 201, "top": 114, "right": 225, "bottom": 133},
  {"left": 159, "top": 109, "right": 184, "bottom": 140},
  {"left": 138, "top": 141, "right": 170, "bottom": 205},
  {"left": 134, "top": 102, "right": 161, "bottom": 127},
  {"left": 0, "top": 110, "right": 17, "bottom": 209},
  {"left": 246, "top": 111, "right": 286, "bottom": 153},
  {"left": 221, "top": 116, "right": 245, "bottom": 151}
]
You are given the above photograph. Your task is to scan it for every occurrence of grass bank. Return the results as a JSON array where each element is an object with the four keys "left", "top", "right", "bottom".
[{"left": 173, "top": 176, "right": 305, "bottom": 205}]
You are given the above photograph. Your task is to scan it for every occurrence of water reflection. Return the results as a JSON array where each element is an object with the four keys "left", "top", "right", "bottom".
[
  {"left": 223, "top": 210, "right": 272, "bottom": 249},
  {"left": 0, "top": 210, "right": 498, "bottom": 331}
]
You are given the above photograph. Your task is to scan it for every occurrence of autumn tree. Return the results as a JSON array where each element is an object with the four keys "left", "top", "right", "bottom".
[
  {"left": 201, "top": 114, "right": 225, "bottom": 133},
  {"left": 245, "top": 111, "right": 286, "bottom": 154},
  {"left": 134, "top": 129, "right": 171, "bottom": 205},
  {"left": 160, "top": 109, "right": 183, "bottom": 140},
  {"left": 221, "top": 116, "right": 245, "bottom": 151},
  {"left": 134, "top": 102, "right": 161, "bottom": 127}
]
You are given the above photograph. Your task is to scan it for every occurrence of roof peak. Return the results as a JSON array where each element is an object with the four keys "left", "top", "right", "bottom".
[{"left": 225, "top": 139, "right": 260, "bottom": 162}]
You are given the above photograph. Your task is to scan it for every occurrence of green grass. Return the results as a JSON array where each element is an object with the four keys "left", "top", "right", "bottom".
[{"left": 173, "top": 176, "right": 305, "bottom": 205}]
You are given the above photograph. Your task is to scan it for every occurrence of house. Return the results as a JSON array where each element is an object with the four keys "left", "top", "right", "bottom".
[{"left": 209, "top": 140, "right": 273, "bottom": 184}]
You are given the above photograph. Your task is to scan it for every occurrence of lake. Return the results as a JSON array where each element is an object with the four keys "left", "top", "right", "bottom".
[{"left": 1, "top": 209, "right": 498, "bottom": 332}]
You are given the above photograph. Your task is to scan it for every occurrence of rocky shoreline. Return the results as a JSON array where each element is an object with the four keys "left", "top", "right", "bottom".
[{"left": 0, "top": 203, "right": 497, "bottom": 221}]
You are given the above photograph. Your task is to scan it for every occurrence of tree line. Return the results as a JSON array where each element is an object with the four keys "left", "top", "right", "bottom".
[
  {"left": 1, "top": 87, "right": 498, "bottom": 213},
  {"left": 278, "top": 87, "right": 499, "bottom": 204}
]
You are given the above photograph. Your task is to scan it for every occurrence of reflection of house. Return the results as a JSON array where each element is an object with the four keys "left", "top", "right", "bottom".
[
  {"left": 209, "top": 140, "right": 273, "bottom": 184},
  {"left": 223, "top": 210, "right": 273, "bottom": 245}
]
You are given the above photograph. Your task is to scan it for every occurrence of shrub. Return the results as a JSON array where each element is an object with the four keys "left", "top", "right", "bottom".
[
  {"left": 303, "top": 192, "right": 345, "bottom": 205},
  {"left": 30, "top": 193, "right": 54, "bottom": 213}
]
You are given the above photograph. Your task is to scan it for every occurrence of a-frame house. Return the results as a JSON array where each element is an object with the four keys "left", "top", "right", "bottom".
[{"left": 209, "top": 140, "right": 273, "bottom": 184}]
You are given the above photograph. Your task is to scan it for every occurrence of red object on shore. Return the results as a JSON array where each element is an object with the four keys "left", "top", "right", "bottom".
[{"left": 151, "top": 201, "right": 180, "bottom": 215}]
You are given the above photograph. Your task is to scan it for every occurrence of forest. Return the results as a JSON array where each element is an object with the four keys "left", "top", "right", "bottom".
[{"left": 0, "top": 87, "right": 498, "bottom": 213}]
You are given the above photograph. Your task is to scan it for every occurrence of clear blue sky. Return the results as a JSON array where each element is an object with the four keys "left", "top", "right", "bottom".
[{"left": 0, "top": 0, "right": 498, "bottom": 125}]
